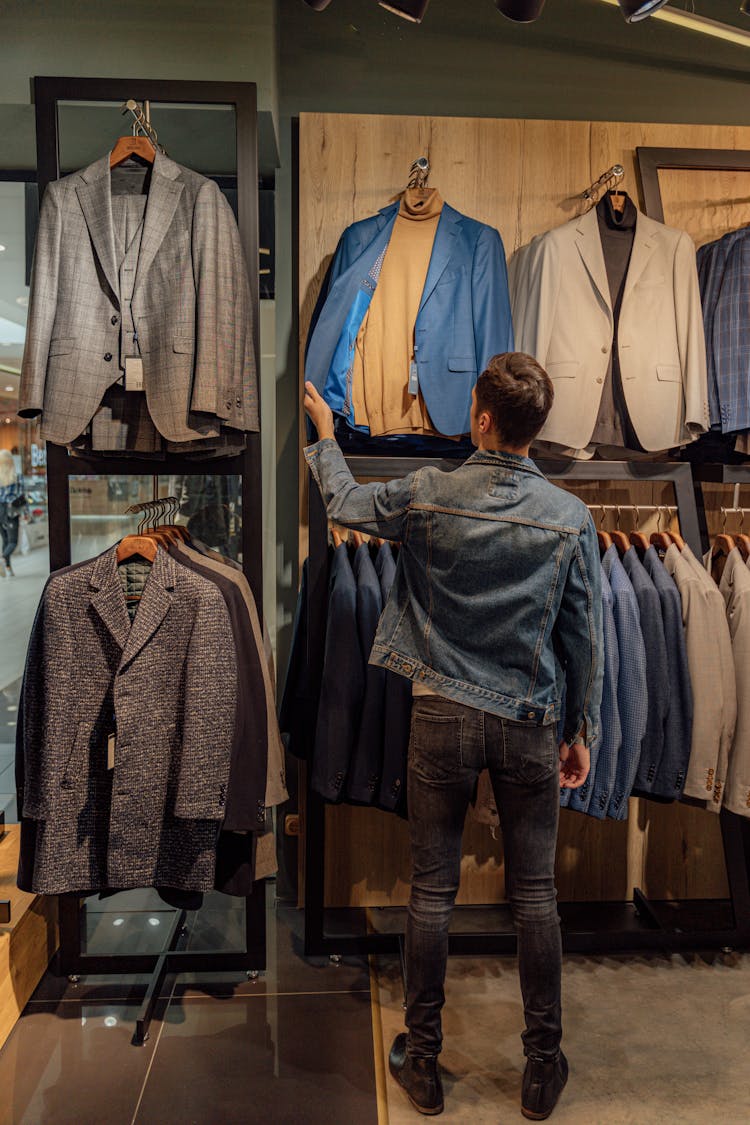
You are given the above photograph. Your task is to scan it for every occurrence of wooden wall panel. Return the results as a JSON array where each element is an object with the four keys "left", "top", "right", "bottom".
[{"left": 299, "top": 113, "right": 750, "bottom": 908}]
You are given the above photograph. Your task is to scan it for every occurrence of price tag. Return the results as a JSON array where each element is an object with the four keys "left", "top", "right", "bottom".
[
  {"left": 125, "top": 356, "right": 144, "bottom": 392},
  {"left": 107, "top": 733, "right": 116, "bottom": 771},
  {"left": 408, "top": 360, "right": 419, "bottom": 396}
]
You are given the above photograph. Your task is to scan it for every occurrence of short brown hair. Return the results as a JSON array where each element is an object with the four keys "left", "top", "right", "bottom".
[{"left": 474, "top": 352, "right": 554, "bottom": 448}]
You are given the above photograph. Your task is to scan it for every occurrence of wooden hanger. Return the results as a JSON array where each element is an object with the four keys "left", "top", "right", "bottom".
[
  {"left": 116, "top": 534, "right": 158, "bottom": 564},
  {"left": 331, "top": 527, "right": 345, "bottom": 549},
  {"left": 610, "top": 530, "right": 631, "bottom": 556},
  {"left": 110, "top": 134, "right": 155, "bottom": 168},
  {"left": 597, "top": 530, "right": 613, "bottom": 552},
  {"left": 608, "top": 189, "right": 627, "bottom": 214},
  {"left": 736, "top": 533, "right": 750, "bottom": 561},
  {"left": 351, "top": 530, "right": 365, "bottom": 548},
  {"left": 712, "top": 533, "right": 735, "bottom": 583},
  {"left": 649, "top": 531, "right": 674, "bottom": 553},
  {"left": 629, "top": 531, "right": 651, "bottom": 553}
]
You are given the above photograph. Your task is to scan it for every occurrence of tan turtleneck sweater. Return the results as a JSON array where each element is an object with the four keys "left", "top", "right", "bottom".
[{"left": 352, "top": 188, "right": 444, "bottom": 436}]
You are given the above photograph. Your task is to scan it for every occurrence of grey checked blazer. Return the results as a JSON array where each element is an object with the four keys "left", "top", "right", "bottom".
[
  {"left": 19, "top": 150, "right": 258, "bottom": 446},
  {"left": 16, "top": 546, "right": 237, "bottom": 895}
]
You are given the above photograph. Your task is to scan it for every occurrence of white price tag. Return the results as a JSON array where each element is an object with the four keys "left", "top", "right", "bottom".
[{"left": 125, "top": 356, "right": 144, "bottom": 392}]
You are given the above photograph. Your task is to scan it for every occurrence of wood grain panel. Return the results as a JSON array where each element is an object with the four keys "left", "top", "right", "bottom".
[{"left": 298, "top": 113, "right": 750, "bottom": 909}]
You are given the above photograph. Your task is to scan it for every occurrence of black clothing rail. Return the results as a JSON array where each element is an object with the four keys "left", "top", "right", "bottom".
[
  {"left": 304, "top": 455, "right": 750, "bottom": 958},
  {"left": 33, "top": 76, "right": 267, "bottom": 1039}
]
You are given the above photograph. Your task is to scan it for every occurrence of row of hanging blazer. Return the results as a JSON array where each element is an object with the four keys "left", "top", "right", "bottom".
[
  {"left": 16, "top": 530, "right": 287, "bottom": 900},
  {"left": 306, "top": 185, "right": 712, "bottom": 456},
  {"left": 280, "top": 539, "right": 411, "bottom": 815},
  {"left": 18, "top": 147, "right": 258, "bottom": 456}
]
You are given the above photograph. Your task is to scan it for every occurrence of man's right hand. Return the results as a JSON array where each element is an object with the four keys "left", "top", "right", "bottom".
[{"left": 559, "top": 740, "right": 590, "bottom": 790}]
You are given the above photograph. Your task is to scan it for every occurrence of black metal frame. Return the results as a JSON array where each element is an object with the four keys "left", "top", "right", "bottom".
[
  {"left": 304, "top": 457, "right": 750, "bottom": 957},
  {"left": 33, "top": 77, "right": 267, "bottom": 1008},
  {"left": 636, "top": 146, "right": 750, "bottom": 224}
]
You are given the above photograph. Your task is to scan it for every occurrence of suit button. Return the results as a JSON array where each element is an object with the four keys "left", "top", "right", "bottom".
[
  {"left": 111, "top": 315, "right": 119, "bottom": 325},
  {"left": 596, "top": 377, "right": 603, "bottom": 384},
  {"left": 236, "top": 397, "right": 241, "bottom": 407},
  {"left": 225, "top": 399, "right": 232, "bottom": 410},
  {"left": 601, "top": 344, "right": 609, "bottom": 354},
  {"left": 104, "top": 352, "right": 113, "bottom": 362}
]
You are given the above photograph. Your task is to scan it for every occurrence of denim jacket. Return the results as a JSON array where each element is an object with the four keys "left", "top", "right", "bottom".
[{"left": 305, "top": 439, "right": 603, "bottom": 746}]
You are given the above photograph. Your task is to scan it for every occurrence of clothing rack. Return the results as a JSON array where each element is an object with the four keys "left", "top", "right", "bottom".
[
  {"left": 304, "top": 455, "right": 750, "bottom": 958},
  {"left": 34, "top": 75, "right": 266, "bottom": 1045}
]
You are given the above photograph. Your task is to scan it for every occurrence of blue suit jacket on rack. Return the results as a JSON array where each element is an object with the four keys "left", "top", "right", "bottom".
[{"left": 305, "top": 202, "right": 514, "bottom": 437}]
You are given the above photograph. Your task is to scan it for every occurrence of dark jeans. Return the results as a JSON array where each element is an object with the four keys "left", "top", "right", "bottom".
[
  {"left": 0, "top": 512, "right": 19, "bottom": 563},
  {"left": 405, "top": 695, "right": 562, "bottom": 1061}
]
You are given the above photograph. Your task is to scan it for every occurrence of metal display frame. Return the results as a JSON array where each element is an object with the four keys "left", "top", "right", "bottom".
[
  {"left": 303, "top": 456, "right": 750, "bottom": 958},
  {"left": 32, "top": 77, "right": 267, "bottom": 1036}
]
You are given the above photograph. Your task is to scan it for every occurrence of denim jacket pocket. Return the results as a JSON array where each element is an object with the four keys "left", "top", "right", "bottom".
[
  {"left": 504, "top": 722, "right": 557, "bottom": 786},
  {"left": 409, "top": 710, "right": 464, "bottom": 781}
]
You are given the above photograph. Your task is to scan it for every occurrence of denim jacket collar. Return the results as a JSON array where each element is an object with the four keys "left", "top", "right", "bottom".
[{"left": 465, "top": 448, "right": 545, "bottom": 478}]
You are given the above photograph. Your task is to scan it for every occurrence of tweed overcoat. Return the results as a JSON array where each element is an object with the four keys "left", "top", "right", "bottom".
[
  {"left": 18, "top": 149, "right": 258, "bottom": 446},
  {"left": 16, "top": 546, "right": 237, "bottom": 895}
]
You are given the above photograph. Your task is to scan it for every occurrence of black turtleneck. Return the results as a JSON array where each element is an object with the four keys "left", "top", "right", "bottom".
[{"left": 590, "top": 192, "right": 644, "bottom": 452}]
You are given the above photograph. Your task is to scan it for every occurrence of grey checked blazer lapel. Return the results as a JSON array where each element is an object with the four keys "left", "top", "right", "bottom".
[
  {"left": 76, "top": 155, "right": 119, "bottom": 303},
  {"left": 133, "top": 150, "right": 184, "bottom": 299}
]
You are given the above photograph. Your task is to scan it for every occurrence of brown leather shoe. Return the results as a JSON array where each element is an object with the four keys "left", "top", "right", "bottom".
[
  {"left": 389, "top": 1033, "right": 444, "bottom": 1115},
  {"left": 521, "top": 1050, "right": 569, "bottom": 1120}
]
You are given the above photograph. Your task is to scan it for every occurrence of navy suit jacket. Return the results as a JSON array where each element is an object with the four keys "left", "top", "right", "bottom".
[
  {"left": 574, "top": 566, "right": 620, "bottom": 818},
  {"left": 312, "top": 544, "right": 364, "bottom": 801},
  {"left": 306, "top": 202, "right": 513, "bottom": 437},
  {"left": 347, "top": 544, "right": 386, "bottom": 803},
  {"left": 641, "top": 547, "right": 693, "bottom": 798},
  {"left": 622, "top": 548, "right": 670, "bottom": 798},
  {"left": 374, "top": 542, "right": 411, "bottom": 812},
  {"left": 697, "top": 227, "right": 750, "bottom": 433}
]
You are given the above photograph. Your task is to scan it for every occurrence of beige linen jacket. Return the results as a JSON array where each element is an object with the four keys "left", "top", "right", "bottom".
[
  {"left": 717, "top": 549, "right": 750, "bottom": 818},
  {"left": 510, "top": 206, "right": 709, "bottom": 452}
]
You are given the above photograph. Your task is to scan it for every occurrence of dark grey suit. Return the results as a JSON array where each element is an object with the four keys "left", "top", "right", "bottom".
[
  {"left": 19, "top": 150, "right": 258, "bottom": 448},
  {"left": 16, "top": 546, "right": 237, "bottom": 894},
  {"left": 346, "top": 543, "right": 385, "bottom": 804}
]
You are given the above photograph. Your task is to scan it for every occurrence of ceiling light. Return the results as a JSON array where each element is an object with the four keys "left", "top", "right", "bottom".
[
  {"left": 302, "top": 0, "right": 333, "bottom": 7},
  {"left": 378, "top": 0, "right": 430, "bottom": 22},
  {"left": 617, "top": 0, "right": 669, "bottom": 21},
  {"left": 600, "top": 0, "right": 750, "bottom": 43},
  {"left": 0, "top": 245, "right": 5, "bottom": 252},
  {"left": 495, "top": 0, "right": 546, "bottom": 20}
]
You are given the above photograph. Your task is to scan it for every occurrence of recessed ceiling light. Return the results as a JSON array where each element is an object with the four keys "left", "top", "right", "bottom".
[
  {"left": 15, "top": 296, "right": 28, "bottom": 307},
  {"left": 0, "top": 245, "right": 6, "bottom": 252}
]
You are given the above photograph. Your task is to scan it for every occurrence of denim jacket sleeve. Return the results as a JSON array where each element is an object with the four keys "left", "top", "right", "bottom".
[
  {"left": 552, "top": 513, "right": 604, "bottom": 748},
  {"left": 304, "top": 438, "right": 415, "bottom": 541}
]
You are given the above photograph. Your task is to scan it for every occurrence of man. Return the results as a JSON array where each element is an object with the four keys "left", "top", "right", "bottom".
[{"left": 303, "top": 352, "right": 603, "bottom": 1121}]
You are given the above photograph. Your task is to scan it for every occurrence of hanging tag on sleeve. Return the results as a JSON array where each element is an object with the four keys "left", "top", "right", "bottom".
[
  {"left": 107, "top": 733, "right": 116, "bottom": 771},
  {"left": 408, "top": 360, "right": 419, "bottom": 396},
  {"left": 124, "top": 357, "right": 144, "bottom": 392}
]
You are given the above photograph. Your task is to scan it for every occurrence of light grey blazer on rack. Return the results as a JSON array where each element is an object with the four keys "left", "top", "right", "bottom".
[{"left": 18, "top": 150, "right": 258, "bottom": 447}]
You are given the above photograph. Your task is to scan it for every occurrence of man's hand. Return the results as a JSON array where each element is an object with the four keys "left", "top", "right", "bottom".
[
  {"left": 304, "top": 381, "right": 335, "bottom": 441},
  {"left": 559, "top": 740, "right": 590, "bottom": 790}
]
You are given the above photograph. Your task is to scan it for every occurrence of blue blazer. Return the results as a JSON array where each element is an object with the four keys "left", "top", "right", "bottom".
[
  {"left": 347, "top": 544, "right": 386, "bottom": 804},
  {"left": 305, "top": 202, "right": 513, "bottom": 437},
  {"left": 601, "top": 546, "right": 649, "bottom": 820},
  {"left": 697, "top": 227, "right": 750, "bottom": 433},
  {"left": 641, "top": 547, "right": 693, "bottom": 798},
  {"left": 573, "top": 567, "right": 620, "bottom": 818},
  {"left": 622, "top": 548, "right": 670, "bottom": 798}
]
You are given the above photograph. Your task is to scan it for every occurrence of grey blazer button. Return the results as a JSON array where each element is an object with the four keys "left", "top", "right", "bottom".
[
  {"left": 236, "top": 396, "right": 241, "bottom": 407},
  {"left": 111, "top": 315, "right": 119, "bottom": 325},
  {"left": 104, "top": 352, "right": 113, "bottom": 362},
  {"left": 225, "top": 399, "right": 232, "bottom": 410}
]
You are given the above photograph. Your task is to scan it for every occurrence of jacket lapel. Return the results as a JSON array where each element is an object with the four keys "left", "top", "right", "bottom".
[
  {"left": 621, "top": 210, "right": 660, "bottom": 307},
  {"left": 575, "top": 206, "right": 611, "bottom": 317},
  {"left": 419, "top": 205, "right": 460, "bottom": 312},
  {"left": 75, "top": 155, "right": 119, "bottom": 303},
  {"left": 133, "top": 150, "right": 184, "bottom": 298},
  {"left": 120, "top": 548, "right": 177, "bottom": 669},
  {"left": 89, "top": 547, "right": 131, "bottom": 651}
]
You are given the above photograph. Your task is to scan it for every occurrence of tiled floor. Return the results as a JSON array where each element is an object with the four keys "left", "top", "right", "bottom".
[{"left": 0, "top": 887, "right": 377, "bottom": 1125}]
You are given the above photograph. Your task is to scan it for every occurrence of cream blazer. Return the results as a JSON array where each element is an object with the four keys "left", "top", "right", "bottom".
[{"left": 510, "top": 207, "right": 709, "bottom": 452}]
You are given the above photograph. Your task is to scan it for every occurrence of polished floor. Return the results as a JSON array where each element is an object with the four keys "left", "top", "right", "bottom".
[{"left": 2, "top": 886, "right": 750, "bottom": 1124}]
